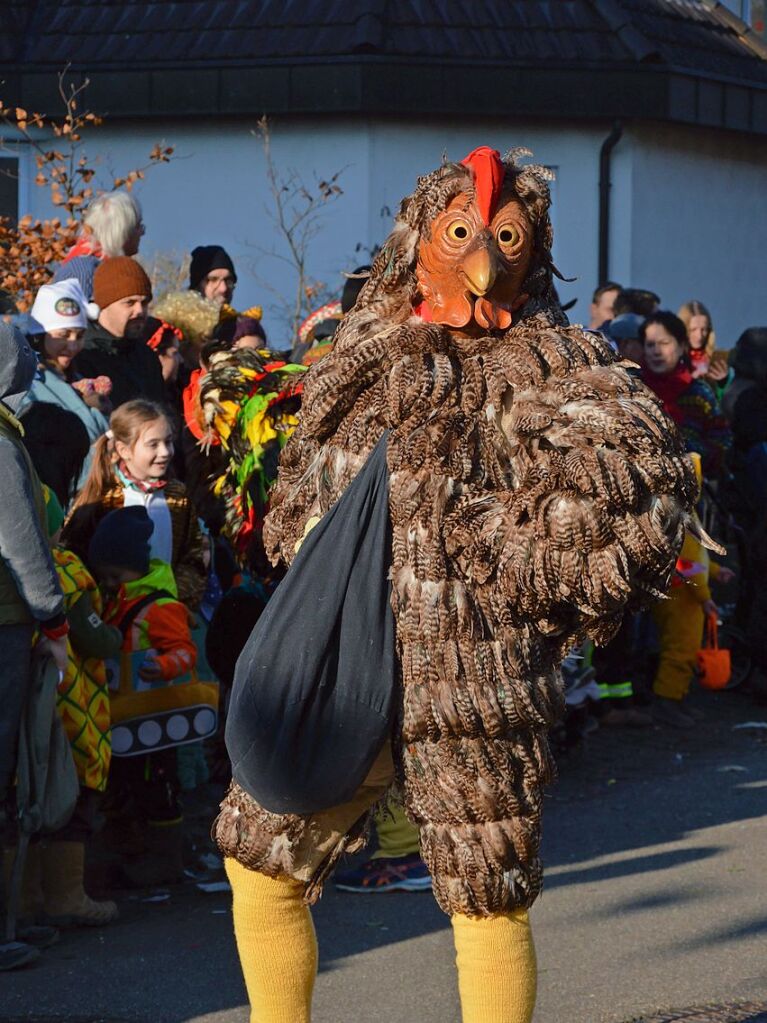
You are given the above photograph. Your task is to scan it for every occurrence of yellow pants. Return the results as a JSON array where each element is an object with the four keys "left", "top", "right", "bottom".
[
  {"left": 371, "top": 797, "right": 420, "bottom": 859},
  {"left": 652, "top": 592, "right": 704, "bottom": 701},
  {"left": 227, "top": 857, "right": 536, "bottom": 1023}
]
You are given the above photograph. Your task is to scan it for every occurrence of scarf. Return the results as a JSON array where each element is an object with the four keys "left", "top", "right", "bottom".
[
  {"left": 642, "top": 363, "right": 693, "bottom": 425},
  {"left": 116, "top": 462, "right": 166, "bottom": 493},
  {"left": 63, "top": 234, "right": 103, "bottom": 263}
]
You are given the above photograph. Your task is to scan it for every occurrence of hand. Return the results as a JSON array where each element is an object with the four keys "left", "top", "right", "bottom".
[
  {"left": 39, "top": 634, "right": 69, "bottom": 676},
  {"left": 716, "top": 567, "right": 736, "bottom": 585},
  {"left": 703, "top": 599, "right": 719, "bottom": 619},
  {"left": 138, "top": 654, "right": 163, "bottom": 682},
  {"left": 707, "top": 363, "right": 729, "bottom": 382}
]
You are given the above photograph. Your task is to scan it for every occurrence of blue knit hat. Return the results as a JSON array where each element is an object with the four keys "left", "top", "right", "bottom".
[{"left": 88, "top": 506, "right": 154, "bottom": 574}]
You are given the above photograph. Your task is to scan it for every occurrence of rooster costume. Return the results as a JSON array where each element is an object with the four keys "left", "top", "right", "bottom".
[{"left": 216, "top": 149, "right": 695, "bottom": 1021}]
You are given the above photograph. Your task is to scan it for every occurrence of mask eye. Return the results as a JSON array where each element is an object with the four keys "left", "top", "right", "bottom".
[
  {"left": 446, "top": 221, "right": 470, "bottom": 242},
  {"left": 497, "top": 226, "right": 520, "bottom": 247}
]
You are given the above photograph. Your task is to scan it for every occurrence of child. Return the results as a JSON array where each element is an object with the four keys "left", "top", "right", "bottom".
[
  {"left": 64, "top": 399, "right": 207, "bottom": 610},
  {"left": 87, "top": 507, "right": 216, "bottom": 886},
  {"left": 39, "top": 487, "right": 122, "bottom": 927},
  {"left": 652, "top": 455, "right": 735, "bottom": 728}
]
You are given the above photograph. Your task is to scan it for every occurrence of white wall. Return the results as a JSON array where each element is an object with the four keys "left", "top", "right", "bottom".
[
  {"left": 625, "top": 122, "right": 767, "bottom": 346},
  {"left": 20, "top": 116, "right": 610, "bottom": 339},
  {"left": 19, "top": 114, "right": 766, "bottom": 345}
]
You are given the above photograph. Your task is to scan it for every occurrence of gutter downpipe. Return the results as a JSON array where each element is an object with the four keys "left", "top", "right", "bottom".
[{"left": 598, "top": 120, "right": 623, "bottom": 286}]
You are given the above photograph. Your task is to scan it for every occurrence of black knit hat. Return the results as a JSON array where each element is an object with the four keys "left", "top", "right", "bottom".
[
  {"left": 189, "top": 246, "right": 237, "bottom": 291},
  {"left": 88, "top": 507, "right": 154, "bottom": 575}
]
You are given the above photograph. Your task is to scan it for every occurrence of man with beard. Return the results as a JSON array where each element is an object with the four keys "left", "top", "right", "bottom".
[{"left": 74, "top": 257, "right": 164, "bottom": 407}]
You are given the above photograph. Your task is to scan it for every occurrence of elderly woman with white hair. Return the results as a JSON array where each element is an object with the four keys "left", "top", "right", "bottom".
[{"left": 53, "top": 190, "right": 145, "bottom": 300}]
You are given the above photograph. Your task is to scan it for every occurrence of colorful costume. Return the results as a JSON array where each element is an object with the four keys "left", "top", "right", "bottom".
[
  {"left": 215, "top": 148, "right": 696, "bottom": 1021},
  {"left": 53, "top": 547, "right": 113, "bottom": 791},
  {"left": 652, "top": 527, "right": 719, "bottom": 702}
]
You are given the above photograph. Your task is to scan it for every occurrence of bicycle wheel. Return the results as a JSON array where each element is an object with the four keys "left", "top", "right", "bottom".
[{"left": 717, "top": 622, "right": 752, "bottom": 690}]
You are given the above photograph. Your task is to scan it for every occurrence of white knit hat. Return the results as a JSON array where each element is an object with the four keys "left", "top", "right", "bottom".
[{"left": 29, "top": 278, "right": 95, "bottom": 334}]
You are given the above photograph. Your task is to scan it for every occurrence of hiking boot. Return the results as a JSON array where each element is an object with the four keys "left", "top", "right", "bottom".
[
  {"left": 41, "top": 841, "right": 119, "bottom": 927},
  {"left": 334, "top": 853, "right": 432, "bottom": 893},
  {"left": 652, "top": 697, "right": 695, "bottom": 729},
  {"left": 0, "top": 940, "right": 40, "bottom": 971}
]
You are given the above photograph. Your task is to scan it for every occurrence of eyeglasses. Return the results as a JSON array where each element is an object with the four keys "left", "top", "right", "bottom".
[{"left": 204, "top": 274, "right": 236, "bottom": 289}]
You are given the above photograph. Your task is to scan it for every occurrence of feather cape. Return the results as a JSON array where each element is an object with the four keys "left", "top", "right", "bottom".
[{"left": 215, "top": 153, "right": 696, "bottom": 917}]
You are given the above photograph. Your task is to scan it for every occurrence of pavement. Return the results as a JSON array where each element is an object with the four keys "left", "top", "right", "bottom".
[{"left": 3, "top": 687, "right": 766, "bottom": 1023}]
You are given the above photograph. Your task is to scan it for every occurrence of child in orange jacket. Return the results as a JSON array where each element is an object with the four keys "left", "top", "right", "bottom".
[{"left": 87, "top": 506, "right": 216, "bottom": 886}]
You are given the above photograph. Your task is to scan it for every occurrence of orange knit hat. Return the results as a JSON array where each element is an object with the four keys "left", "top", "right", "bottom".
[{"left": 92, "top": 256, "right": 152, "bottom": 309}]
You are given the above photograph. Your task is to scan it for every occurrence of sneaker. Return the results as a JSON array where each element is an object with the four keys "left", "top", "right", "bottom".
[
  {"left": 334, "top": 853, "right": 432, "bottom": 893},
  {"left": 17, "top": 924, "right": 59, "bottom": 949},
  {"left": 652, "top": 697, "right": 695, "bottom": 729},
  {"left": 0, "top": 940, "right": 40, "bottom": 971}
]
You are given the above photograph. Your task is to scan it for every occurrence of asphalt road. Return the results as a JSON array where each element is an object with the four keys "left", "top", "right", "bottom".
[{"left": 3, "top": 688, "right": 766, "bottom": 1023}]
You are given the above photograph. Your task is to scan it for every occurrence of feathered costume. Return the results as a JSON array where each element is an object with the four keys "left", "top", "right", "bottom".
[
  {"left": 215, "top": 148, "right": 696, "bottom": 917},
  {"left": 198, "top": 348, "right": 304, "bottom": 569}
]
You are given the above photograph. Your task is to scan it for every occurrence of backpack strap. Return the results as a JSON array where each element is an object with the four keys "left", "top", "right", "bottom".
[{"left": 115, "top": 589, "right": 174, "bottom": 639}]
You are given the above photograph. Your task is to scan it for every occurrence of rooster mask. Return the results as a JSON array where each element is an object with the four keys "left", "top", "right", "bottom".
[{"left": 416, "top": 147, "right": 533, "bottom": 331}]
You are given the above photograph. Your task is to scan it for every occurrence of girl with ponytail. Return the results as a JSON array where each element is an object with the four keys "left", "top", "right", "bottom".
[{"left": 64, "top": 400, "right": 206, "bottom": 610}]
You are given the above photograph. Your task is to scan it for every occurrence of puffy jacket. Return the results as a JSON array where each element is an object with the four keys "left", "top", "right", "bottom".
[{"left": 73, "top": 321, "right": 165, "bottom": 408}]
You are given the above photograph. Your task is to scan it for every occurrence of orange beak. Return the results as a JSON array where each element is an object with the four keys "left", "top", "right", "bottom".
[{"left": 460, "top": 240, "right": 500, "bottom": 297}]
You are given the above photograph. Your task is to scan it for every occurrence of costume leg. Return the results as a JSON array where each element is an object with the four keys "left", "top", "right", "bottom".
[
  {"left": 372, "top": 798, "right": 420, "bottom": 859},
  {"left": 226, "top": 858, "right": 317, "bottom": 1023},
  {"left": 452, "top": 909, "right": 537, "bottom": 1023},
  {"left": 652, "top": 597, "right": 704, "bottom": 701}
]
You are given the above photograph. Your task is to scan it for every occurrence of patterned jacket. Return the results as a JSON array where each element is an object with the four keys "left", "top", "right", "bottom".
[{"left": 53, "top": 547, "right": 120, "bottom": 791}]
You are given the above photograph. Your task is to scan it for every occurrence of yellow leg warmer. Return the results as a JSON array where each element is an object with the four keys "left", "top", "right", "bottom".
[
  {"left": 226, "top": 858, "right": 317, "bottom": 1023},
  {"left": 452, "top": 909, "right": 537, "bottom": 1023}
]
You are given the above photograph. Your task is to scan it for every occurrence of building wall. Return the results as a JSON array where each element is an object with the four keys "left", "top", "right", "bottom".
[
  {"left": 19, "top": 115, "right": 766, "bottom": 345},
  {"left": 625, "top": 122, "right": 767, "bottom": 345},
  {"left": 19, "top": 116, "right": 610, "bottom": 339}
]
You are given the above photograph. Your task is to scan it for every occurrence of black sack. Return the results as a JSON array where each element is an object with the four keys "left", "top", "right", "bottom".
[{"left": 225, "top": 433, "right": 396, "bottom": 814}]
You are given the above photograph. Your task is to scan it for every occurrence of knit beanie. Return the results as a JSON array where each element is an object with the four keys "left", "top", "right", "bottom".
[
  {"left": 92, "top": 257, "right": 152, "bottom": 310},
  {"left": 88, "top": 506, "right": 154, "bottom": 575},
  {"left": 43, "top": 485, "right": 65, "bottom": 538},
  {"left": 189, "top": 246, "right": 236, "bottom": 291},
  {"left": 30, "top": 278, "right": 93, "bottom": 335}
]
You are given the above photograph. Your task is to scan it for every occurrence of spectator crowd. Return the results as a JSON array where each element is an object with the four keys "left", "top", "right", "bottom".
[{"left": 1, "top": 189, "right": 766, "bottom": 967}]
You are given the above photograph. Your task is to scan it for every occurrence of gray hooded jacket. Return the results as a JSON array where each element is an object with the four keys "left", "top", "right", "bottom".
[{"left": 0, "top": 323, "right": 64, "bottom": 626}]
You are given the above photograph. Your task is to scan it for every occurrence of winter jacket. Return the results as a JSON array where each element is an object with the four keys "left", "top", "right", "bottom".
[
  {"left": 0, "top": 329, "right": 64, "bottom": 628},
  {"left": 103, "top": 560, "right": 218, "bottom": 757},
  {"left": 64, "top": 477, "right": 207, "bottom": 611},
  {"left": 104, "top": 560, "right": 196, "bottom": 683},
  {"left": 643, "top": 366, "right": 731, "bottom": 479},
  {"left": 53, "top": 546, "right": 121, "bottom": 791},
  {"left": 20, "top": 365, "right": 109, "bottom": 488},
  {"left": 73, "top": 321, "right": 165, "bottom": 409}
]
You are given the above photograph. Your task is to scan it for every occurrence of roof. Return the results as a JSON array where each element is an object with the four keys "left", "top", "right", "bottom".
[{"left": 3, "top": 0, "right": 767, "bottom": 133}]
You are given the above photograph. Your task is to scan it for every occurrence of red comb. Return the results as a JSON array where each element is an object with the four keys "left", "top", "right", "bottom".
[{"left": 461, "top": 146, "right": 504, "bottom": 226}]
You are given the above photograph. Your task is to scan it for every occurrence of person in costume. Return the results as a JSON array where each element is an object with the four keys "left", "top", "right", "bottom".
[
  {"left": 215, "top": 147, "right": 697, "bottom": 1023},
  {"left": 651, "top": 455, "right": 734, "bottom": 728},
  {"left": 88, "top": 507, "right": 202, "bottom": 886}
]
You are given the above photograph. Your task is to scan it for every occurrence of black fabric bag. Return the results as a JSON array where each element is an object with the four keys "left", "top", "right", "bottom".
[{"left": 225, "top": 433, "right": 396, "bottom": 814}]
